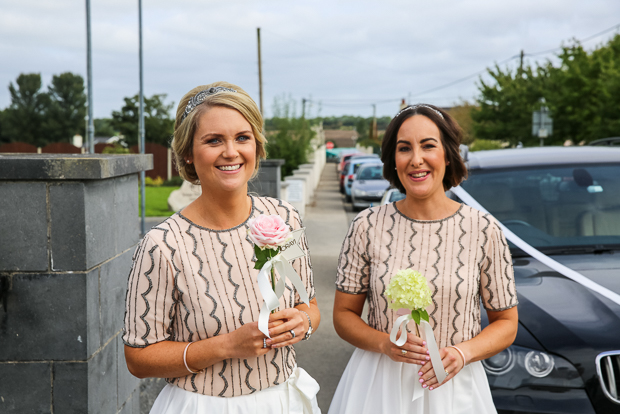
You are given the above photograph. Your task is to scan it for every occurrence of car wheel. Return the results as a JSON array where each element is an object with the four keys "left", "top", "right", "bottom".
[{"left": 345, "top": 194, "right": 351, "bottom": 202}]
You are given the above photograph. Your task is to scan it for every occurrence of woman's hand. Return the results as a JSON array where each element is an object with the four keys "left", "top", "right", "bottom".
[
  {"left": 383, "top": 331, "right": 429, "bottom": 365},
  {"left": 417, "top": 346, "right": 465, "bottom": 390},
  {"left": 224, "top": 321, "right": 272, "bottom": 359},
  {"left": 267, "top": 308, "right": 307, "bottom": 348}
]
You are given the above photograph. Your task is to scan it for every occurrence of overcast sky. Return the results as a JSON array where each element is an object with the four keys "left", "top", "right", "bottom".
[{"left": 1, "top": 0, "right": 619, "bottom": 120}]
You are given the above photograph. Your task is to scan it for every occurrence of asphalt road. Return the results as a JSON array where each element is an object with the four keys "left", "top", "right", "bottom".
[{"left": 138, "top": 164, "right": 361, "bottom": 412}]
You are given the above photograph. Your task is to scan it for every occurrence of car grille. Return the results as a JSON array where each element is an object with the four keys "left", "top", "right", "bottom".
[{"left": 596, "top": 351, "right": 620, "bottom": 404}]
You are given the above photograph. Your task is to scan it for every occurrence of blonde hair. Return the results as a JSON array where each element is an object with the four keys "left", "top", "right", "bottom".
[{"left": 171, "top": 81, "right": 267, "bottom": 184}]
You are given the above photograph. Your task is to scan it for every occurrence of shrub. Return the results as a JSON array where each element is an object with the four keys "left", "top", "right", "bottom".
[
  {"left": 469, "top": 139, "right": 504, "bottom": 152},
  {"left": 102, "top": 143, "right": 130, "bottom": 154},
  {"left": 144, "top": 176, "right": 164, "bottom": 187},
  {"left": 163, "top": 176, "right": 184, "bottom": 187}
]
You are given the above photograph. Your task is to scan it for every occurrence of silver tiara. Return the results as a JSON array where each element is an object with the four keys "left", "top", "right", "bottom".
[
  {"left": 181, "top": 86, "right": 237, "bottom": 122},
  {"left": 396, "top": 104, "right": 444, "bottom": 120}
]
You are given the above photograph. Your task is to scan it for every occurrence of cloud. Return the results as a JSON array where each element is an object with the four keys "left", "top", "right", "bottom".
[{"left": 0, "top": 0, "right": 619, "bottom": 119}]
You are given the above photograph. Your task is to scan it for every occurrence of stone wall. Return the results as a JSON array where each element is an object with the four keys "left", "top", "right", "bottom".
[
  {"left": 0, "top": 154, "right": 152, "bottom": 414},
  {"left": 248, "top": 159, "right": 285, "bottom": 199}
]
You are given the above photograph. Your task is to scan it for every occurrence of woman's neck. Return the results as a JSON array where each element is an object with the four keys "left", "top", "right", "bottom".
[
  {"left": 182, "top": 186, "right": 252, "bottom": 230},
  {"left": 397, "top": 192, "right": 460, "bottom": 221}
]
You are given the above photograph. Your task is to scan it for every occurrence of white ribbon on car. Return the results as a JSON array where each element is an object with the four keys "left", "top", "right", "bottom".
[
  {"left": 390, "top": 314, "right": 447, "bottom": 389},
  {"left": 257, "top": 229, "right": 310, "bottom": 338},
  {"left": 451, "top": 185, "right": 620, "bottom": 306}
]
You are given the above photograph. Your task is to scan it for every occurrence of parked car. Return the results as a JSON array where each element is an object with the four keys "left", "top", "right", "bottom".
[
  {"left": 589, "top": 137, "right": 620, "bottom": 146},
  {"left": 350, "top": 163, "right": 390, "bottom": 211},
  {"left": 380, "top": 188, "right": 406, "bottom": 205},
  {"left": 451, "top": 146, "right": 620, "bottom": 414},
  {"left": 342, "top": 155, "right": 380, "bottom": 198},
  {"left": 337, "top": 151, "right": 365, "bottom": 173}
]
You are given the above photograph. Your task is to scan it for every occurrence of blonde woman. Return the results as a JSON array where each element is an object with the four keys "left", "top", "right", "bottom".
[
  {"left": 123, "top": 82, "right": 321, "bottom": 413},
  {"left": 329, "top": 104, "right": 518, "bottom": 414}
]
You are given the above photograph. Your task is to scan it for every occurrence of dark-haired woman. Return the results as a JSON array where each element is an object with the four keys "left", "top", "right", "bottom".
[
  {"left": 329, "top": 104, "right": 518, "bottom": 414},
  {"left": 123, "top": 82, "right": 321, "bottom": 413}
]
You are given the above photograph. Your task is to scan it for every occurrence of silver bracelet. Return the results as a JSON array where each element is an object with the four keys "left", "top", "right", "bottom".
[
  {"left": 183, "top": 342, "right": 197, "bottom": 374},
  {"left": 299, "top": 310, "right": 313, "bottom": 340}
]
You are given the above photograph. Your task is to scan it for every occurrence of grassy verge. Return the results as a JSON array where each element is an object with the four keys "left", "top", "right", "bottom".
[{"left": 139, "top": 186, "right": 179, "bottom": 217}]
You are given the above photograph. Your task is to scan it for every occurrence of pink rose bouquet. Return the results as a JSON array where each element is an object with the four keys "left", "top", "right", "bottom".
[
  {"left": 248, "top": 215, "right": 292, "bottom": 308},
  {"left": 247, "top": 214, "right": 291, "bottom": 250}
]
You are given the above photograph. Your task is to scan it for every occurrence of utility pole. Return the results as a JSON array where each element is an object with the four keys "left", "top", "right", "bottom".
[
  {"left": 371, "top": 103, "right": 377, "bottom": 141},
  {"left": 302, "top": 98, "right": 306, "bottom": 118},
  {"left": 257, "top": 27, "right": 263, "bottom": 115},
  {"left": 519, "top": 49, "right": 524, "bottom": 73},
  {"left": 138, "top": 0, "right": 146, "bottom": 236},
  {"left": 85, "top": 0, "right": 94, "bottom": 154}
]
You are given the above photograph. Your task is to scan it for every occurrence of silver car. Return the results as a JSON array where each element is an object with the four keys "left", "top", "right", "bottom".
[{"left": 350, "top": 163, "right": 390, "bottom": 211}]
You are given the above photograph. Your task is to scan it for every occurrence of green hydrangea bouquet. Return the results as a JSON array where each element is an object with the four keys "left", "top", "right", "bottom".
[{"left": 385, "top": 268, "right": 432, "bottom": 324}]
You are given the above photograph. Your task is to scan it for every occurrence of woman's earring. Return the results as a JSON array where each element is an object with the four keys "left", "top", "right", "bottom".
[{"left": 186, "top": 159, "right": 191, "bottom": 164}]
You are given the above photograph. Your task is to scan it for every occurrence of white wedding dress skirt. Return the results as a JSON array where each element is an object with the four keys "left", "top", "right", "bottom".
[
  {"left": 328, "top": 348, "right": 496, "bottom": 414},
  {"left": 150, "top": 366, "right": 321, "bottom": 414}
]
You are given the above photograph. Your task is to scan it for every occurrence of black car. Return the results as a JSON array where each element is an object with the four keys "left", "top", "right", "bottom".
[{"left": 453, "top": 146, "right": 620, "bottom": 414}]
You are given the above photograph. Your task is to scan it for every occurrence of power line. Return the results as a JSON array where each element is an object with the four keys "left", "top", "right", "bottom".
[
  {"left": 526, "top": 22, "right": 620, "bottom": 57},
  {"left": 274, "top": 22, "right": 620, "bottom": 108}
]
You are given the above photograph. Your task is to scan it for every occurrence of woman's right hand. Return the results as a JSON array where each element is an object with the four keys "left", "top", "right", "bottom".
[
  {"left": 225, "top": 321, "right": 272, "bottom": 360},
  {"left": 383, "top": 331, "right": 429, "bottom": 365}
]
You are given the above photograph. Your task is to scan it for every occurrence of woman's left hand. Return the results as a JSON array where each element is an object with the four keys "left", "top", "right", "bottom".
[
  {"left": 418, "top": 346, "right": 465, "bottom": 390},
  {"left": 267, "top": 308, "right": 306, "bottom": 348}
]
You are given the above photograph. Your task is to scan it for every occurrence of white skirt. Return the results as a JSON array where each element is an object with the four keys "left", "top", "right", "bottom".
[
  {"left": 328, "top": 348, "right": 496, "bottom": 414},
  {"left": 149, "top": 366, "right": 321, "bottom": 414}
]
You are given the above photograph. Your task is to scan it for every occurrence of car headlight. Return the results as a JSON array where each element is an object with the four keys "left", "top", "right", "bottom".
[
  {"left": 354, "top": 189, "right": 367, "bottom": 196},
  {"left": 482, "top": 345, "right": 583, "bottom": 389}
]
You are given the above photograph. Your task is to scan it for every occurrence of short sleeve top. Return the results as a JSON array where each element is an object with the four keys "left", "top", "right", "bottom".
[
  {"left": 336, "top": 203, "right": 517, "bottom": 348},
  {"left": 123, "top": 196, "right": 315, "bottom": 397}
]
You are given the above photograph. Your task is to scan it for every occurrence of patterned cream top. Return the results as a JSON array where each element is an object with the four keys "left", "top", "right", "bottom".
[
  {"left": 123, "top": 196, "right": 315, "bottom": 397},
  {"left": 336, "top": 203, "right": 518, "bottom": 348}
]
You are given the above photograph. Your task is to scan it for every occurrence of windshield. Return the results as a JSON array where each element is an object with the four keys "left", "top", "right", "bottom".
[
  {"left": 461, "top": 164, "right": 620, "bottom": 254},
  {"left": 358, "top": 165, "right": 384, "bottom": 180}
]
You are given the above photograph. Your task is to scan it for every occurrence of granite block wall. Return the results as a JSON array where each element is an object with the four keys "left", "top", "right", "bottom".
[{"left": 0, "top": 154, "right": 151, "bottom": 413}]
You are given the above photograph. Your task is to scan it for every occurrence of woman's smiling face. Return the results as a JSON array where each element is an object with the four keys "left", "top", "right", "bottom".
[
  {"left": 395, "top": 114, "right": 448, "bottom": 202},
  {"left": 189, "top": 105, "right": 257, "bottom": 195}
]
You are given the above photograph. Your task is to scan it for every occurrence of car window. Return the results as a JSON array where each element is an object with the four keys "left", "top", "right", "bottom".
[
  {"left": 358, "top": 165, "right": 384, "bottom": 180},
  {"left": 461, "top": 164, "right": 620, "bottom": 253}
]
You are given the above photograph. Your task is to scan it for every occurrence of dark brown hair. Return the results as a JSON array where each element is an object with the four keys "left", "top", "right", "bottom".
[{"left": 381, "top": 104, "right": 467, "bottom": 193}]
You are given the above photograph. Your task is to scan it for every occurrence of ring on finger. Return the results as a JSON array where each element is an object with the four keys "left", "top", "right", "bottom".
[
  {"left": 401, "top": 349, "right": 407, "bottom": 356},
  {"left": 445, "top": 370, "right": 449, "bottom": 376},
  {"left": 263, "top": 338, "right": 267, "bottom": 349},
  {"left": 290, "top": 330, "right": 296, "bottom": 339}
]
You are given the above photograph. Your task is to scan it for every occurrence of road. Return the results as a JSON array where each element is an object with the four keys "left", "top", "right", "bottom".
[{"left": 140, "top": 164, "right": 361, "bottom": 412}]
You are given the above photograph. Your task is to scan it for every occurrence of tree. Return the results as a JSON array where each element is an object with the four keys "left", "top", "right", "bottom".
[
  {"left": 544, "top": 35, "right": 620, "bottom": 144},
  {"left": 45, "top": 72, "right": 87, "bottom": 143},
  {"left": 448, "top": 101, "right": 477, "bottom": 145},
  {"left": 111, "top": 94, "right": 174, "bottom": 146},
  {"left": 473, "top": 34, "right": 620, "bottom": 146},
  {"left": 0, "top": 109, "right": 8, "bottom": 144},
  {"left": 266, "top": 96, "right": 315, "bottom": 177},
  {"left": 94, "top": 118, "right": 117, "bottom": 137},
  {"left": 472, "top": 64, "right": 544, "bottom": 147},
  {"left": 3, "top": 73, "right": 50, "bottom": 146}
]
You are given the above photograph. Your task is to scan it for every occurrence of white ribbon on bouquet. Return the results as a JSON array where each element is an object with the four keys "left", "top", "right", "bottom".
[
  {"left": 257, "top": 229, "right": 310, "bottom": 338},
  {"left": 450, "top": 185, "right": 620, "bottom": 306},
  {"left": 390, "top": 313, "right": 447, "bottom": 386}
]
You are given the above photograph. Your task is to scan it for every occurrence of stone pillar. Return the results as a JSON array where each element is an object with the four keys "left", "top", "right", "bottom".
[
  {"left": 248, "top": 159, "right": 285, "bottom": 199},
  {"left": 0, "top": 154, "right": 152, "bottom": 414}
]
